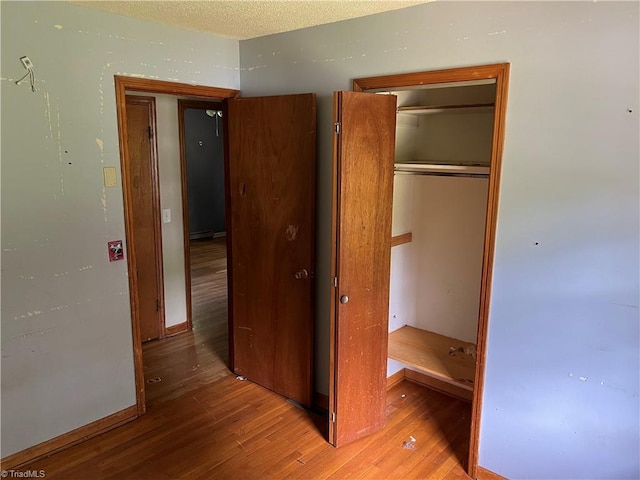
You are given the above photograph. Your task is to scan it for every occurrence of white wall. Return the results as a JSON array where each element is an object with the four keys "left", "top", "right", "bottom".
[
  {"left": 412, "top": 176, "right": 488, "bottom": 343},
  {"left": 154, "top": 94, "right": 187, "bottom": 329},
  {"left": 239, "top": 2, "right": 639, "bottom": 478},
  {"left": 1, "top": 1, "right": 238, "bottom": 457}
]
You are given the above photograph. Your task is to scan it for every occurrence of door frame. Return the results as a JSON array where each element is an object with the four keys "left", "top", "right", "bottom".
[
  {"left": 124, "top": 94, "right": 166, "bottom": 342},
  {"left": 345, "top": 63, "right": 510, "bottom": 477},
  {"left": 176, "top": 99, "right": 225, "bottom": 334},
  {"left": 114, "top": 76, "right": 239, "bottom": 415}
]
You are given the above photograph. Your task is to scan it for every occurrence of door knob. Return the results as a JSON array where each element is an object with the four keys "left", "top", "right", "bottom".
[
  {"left": 340, "top": 295, "right": 349, "bottom": 304},
  {"left": 295, "top": 269, "right": 309, "bottom": 280}
]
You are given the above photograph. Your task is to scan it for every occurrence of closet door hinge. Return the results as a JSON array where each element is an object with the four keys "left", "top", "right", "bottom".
[
  {"left": 148, "top": 126, "right": 153, "bottom": 139},
  {"left": 156, "top": 299, "right": 161, "bottom": 311},
  {"left": 334, "top": 122, "right": 341, "bottom": 134},
  {"left": 333, "top": 276, "right": 338, "bottom": 288},
  {"left": 331, "top": 412, "right": 336, "bottom": 423}
]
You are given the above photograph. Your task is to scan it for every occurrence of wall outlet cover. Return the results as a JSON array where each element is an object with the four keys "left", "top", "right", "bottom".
[{"left": 108, "top": 240, "right": 124, "bottom": 262}]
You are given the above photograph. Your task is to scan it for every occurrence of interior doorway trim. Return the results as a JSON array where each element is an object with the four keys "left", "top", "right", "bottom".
[
  {"left": 177, "top": 99, "right": 225, "bottom": 334},
  {"left": 114, "top": 76, "right": 239, "bottom": 415},
  {"left": 351, "top": 63, "right": 510, "bottom": 478}
]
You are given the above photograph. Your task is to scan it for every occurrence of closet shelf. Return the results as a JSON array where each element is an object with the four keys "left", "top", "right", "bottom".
[
  {"left": 397, "top": 103, "right": 494, "bottom": 115},
  {"left": 395, "top": 163, "right": 489, "bottom": 177},
  {"left": 388, "top": 326, "right": 476, "bottom": 391},
  {"left": 391, "top": 232, "right": 412, "bottom": 247}
]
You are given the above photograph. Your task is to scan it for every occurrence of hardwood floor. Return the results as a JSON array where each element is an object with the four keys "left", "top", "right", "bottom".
[
  {"left": 143, "top": 237, "right": 230, "bottom": 405},
  {"left": 21, "top": 237, "right": 472, "bottom": 479}
]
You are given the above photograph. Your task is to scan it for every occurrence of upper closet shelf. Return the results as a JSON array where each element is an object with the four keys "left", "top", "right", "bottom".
[
  {"left": 397, "top": 103, "right": 494, "bottom": 116},
  {"left": 395, "top": 163, "right": 489, "bottom": 177}
]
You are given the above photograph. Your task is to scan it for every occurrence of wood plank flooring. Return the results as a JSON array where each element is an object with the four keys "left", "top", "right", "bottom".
[{"left": 20, "top": 238, "right": 472, "bottom": 479}]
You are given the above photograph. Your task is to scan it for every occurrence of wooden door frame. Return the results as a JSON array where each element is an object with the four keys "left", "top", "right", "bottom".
[
  {"left": 115, "top": 76, "right": 239, "bottom": 415},
  {"left": 349, "top": 63, "right": 510, "bottom": 478},
  {"left": 124, "top": 94, "right": 166, "bottom": 342},
  {"left": 176, "top": 99, "right": 225, "bottom": 335}
]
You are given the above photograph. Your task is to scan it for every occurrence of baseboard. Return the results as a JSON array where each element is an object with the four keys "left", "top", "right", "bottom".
[
  {"left": 313, "top": 392, "right": 329, "bottom": 412},
  {"left": 386, "top": 369, "right": 406, "bottom": 389},
  {"left": 212, "top": 232, "right": 226, "bottom": 238},
  {"left": 477, "top": 466, "right": 508, "bottom": 480},
  {"left": 404, "top": 369, "right": 473, "bottom": 402},
  {"left": 1, "top": 405, "right": 138, "bottom": 470},
  {"left": 165, "top": 322, "right": 189, "bottom": 337}
]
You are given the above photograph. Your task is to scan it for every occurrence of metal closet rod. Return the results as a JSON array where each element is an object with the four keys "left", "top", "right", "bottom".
[
  {"left": 394, "top": 163, "right": 490, "bottom": 178},
  {"left": 394, "top": 170, "right": 489, "bottom": 178}
]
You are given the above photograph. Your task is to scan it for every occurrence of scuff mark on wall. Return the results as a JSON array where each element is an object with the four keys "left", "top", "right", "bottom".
[
  {"left": 13, "top": 310, "right": 43, "bottom": 320},
  {"left": 95, "top": 138, "right": 104, "bottom": 152},
  {"left": 44, "top": 92, "right": 53, "bottom": 143},
  {"left": 53, "top": 24, "right": 63, "bottom": 30},
  {"left": 56, "top": 102, "right": 64, "bottom": 194}
]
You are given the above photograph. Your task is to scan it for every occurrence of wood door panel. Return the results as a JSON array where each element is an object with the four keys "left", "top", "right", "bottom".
[
  {"left": 332, "top": 91, "right": 397, "bottom": 446},
  {"left": 126, "top": 97, "right": 163, "bottom": 342},
  {"left": 228, "top": 94, "right": 316, "bottom": 407}
]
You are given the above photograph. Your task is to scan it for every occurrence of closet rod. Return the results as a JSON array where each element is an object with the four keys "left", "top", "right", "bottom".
[
  {"left": 394, "top": 163, "right": 490, "bottom": 178},
  {"left": 394, "top": 170, "right": 489, "bottom": 178}
]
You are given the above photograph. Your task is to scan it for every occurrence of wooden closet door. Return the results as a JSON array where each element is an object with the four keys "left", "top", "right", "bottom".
[
  {"left": 330, "top": 91, "right": 397, "bottom": 446},
  {"left": 126, "top": 96, "right": 164, "bottom": 342},
  {"left": 227, "top": 94, "right": 316, "bottom": 407}
]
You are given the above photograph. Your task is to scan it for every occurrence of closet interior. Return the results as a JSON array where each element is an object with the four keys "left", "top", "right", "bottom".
[{"left": 386, "top": 79, "right": 497, "bottom": 401}]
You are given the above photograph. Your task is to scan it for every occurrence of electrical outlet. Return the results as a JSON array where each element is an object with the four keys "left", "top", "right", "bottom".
[{"left": 20, "top": 56, "right": 33, "bottom": 70}]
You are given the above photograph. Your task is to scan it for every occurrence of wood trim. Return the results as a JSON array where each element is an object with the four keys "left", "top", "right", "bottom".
[
  {"left": 115, "top": 76, "right": 240, "bottom": 99},
  {"left": 328, "top": 92, "right": 342, "bottom": 445},
  {"left": 404, "top": 369, "right": 473, "bottom": 402},
  {"left": 221, "top": 98, "right": 235, "bottom": 372},
  {"left": 386, "top": 369, "right": 405, "bottom": 389},
  {"left": 477, "top": 466, "right": 509, "bottom": 480},
  {"left": 351, "top": 63, "right": 510, "bottom": 477},
  {"left": 114, "top": 76, "right": 240, "bottom": 417},
  {"left": 313, "top": 392, "right": 329, "bottom": 412},
  {"left": 115, "top": 84, "right": 146, "bottom": 416},
  {"left": 391, "top": 232, "right": 412, "bottom": 247},
  {"left": 0, "top": 405, "right": 137, "bottom": 470},
  {"left": 352, "top": 63, "right": 508, "bottom": 92},
  {"left": 468, "top": 63, "right": 510, "bottom": 479},
  {"left": 177, "top": 100, "right": 192, "bottom": 333},
  {"left": 177, "top": 99, "right": 223, "bottom": 333},
  {"left": 165, "top": 322, "right": 189, "bottom": 337}
]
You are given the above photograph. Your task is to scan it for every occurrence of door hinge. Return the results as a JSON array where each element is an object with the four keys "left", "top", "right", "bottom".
[
  {"left": 334, "top": 122, "right": 341, "bottom": 134},
  {"left": 148, "top": 126, "right": 153, "bottom": 139},
  {"left": 333, "top": 276, "right": 338, "bottom": 288},
  {"left": 156, "top": 299, "right": 161, "bottom": 311},
  {"left": 331, "top": 412, "right": 336, "bottom": 423}
]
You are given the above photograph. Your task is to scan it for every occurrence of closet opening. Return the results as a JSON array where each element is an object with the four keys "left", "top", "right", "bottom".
[{"left": 351, "top": 64, "right": 509, "bottom": 477}]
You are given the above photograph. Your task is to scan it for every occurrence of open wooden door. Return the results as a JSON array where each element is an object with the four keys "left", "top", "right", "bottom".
[
  {"left": 125, "top": 95, "right": 164, "bottom": 342},
  {"left": 329, "top": 91, "right": 397, "bottom": 446},
  {"left": 227, "top": 94, "right": 316, "bottom": 407}
]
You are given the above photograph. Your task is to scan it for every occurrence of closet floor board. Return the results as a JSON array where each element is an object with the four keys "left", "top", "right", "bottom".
[{"left": 388, "top": 326, "right": 476, "bottom": 390}]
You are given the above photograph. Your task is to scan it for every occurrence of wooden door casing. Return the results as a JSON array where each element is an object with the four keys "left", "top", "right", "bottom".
[
  {"left": 330, "top": 91, "right": 397, "bottom": 446},
  {"left": 125, "top": 96, "right": 164, "bottom": 343},
  {"left": 227, "top": 94, "right": 316, "bottom": 407}
]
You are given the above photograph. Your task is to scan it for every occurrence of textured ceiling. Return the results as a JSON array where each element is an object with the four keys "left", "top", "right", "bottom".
[{"left": 69, "top": 1, "right": 432, "bottom": 40}]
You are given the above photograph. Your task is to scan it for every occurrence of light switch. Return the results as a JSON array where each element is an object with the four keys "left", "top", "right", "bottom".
[
  {"left": 162, "top": 209, "right": 171, "bottom": 224},
  {"left": 103, "top": 167, "right": 117, "bottom": 187}
]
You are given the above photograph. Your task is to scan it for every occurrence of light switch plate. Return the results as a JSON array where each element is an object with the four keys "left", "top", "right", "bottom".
[
  {"left": 162, "top": 209, "right": 171, "bottom": 224},
  {"left": 103, "top": 167, "right": 117, "bottom": 187}
]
